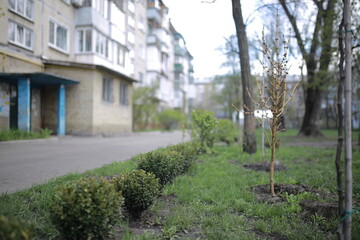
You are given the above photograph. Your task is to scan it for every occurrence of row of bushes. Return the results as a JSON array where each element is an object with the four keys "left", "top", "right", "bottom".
[
  {"left": 49, "top": 142, "right": 197, "bottom": 240},
  {"left": 1, "top": 110, "right": 236, "bottom": 239},
  {"left": 48, "top": 112, "right": 238, "bottom": 239}
]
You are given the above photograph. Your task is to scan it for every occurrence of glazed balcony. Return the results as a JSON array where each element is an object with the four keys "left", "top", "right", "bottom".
[{"left": 174, "top": 63, "right": 184, "bottom": 72}]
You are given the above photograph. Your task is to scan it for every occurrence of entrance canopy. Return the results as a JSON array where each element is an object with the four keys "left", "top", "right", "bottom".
[
  {"left": 0, "top": 72, "right": 79, "bottom": 87},
  {"left": 0, "top": 72, "right": 78, "bottom": 135}
]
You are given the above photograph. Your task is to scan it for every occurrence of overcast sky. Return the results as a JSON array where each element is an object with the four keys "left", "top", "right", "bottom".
[
  {"left": 162, "top": 0, "right": 260, "bottom": 79},
  {"left": 161, "top": 0, "right": 312, "bottom": 80}
]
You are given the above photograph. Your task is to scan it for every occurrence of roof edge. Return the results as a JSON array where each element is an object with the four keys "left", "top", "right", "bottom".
[{"left": 43, "top": 60, "right": 138, "bottom": 83}]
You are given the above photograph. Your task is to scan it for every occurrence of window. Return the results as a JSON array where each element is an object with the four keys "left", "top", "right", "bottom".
[
  {"left": 76, "top": 28, "right": 110, "bottom": 59},
  {"left": 102, "top": 77, "right": 113, "bottom": 102},
  {"left": 8, "top": 20, "right": 33, "bottom": 49},
  {"left": 49, "top": 20, "right": 68, "bottom": 52},
  {"left": 62, "top": 0, "right": 70, "bottom": 3},
  {"left": 77, "top": 29, "right": 92, "bottom": 52},
  {"left": 95, "top": 31, "right": 109, "bottom": 58},
  {"left": 9, "top": 0, "right": 34, "bottom": 20},
  {"left": 128, "top": 0, "right": 134, "bottom": 13},
  {"left": 138, "top": 16, "right": 145, "bottom": 31},
  {"left": 161, "top": 52, "right": 168, "bottom": 72},
  {"left": 91, "top": 0, "right": 108, "bottom": 18},
  {"left": 117, "top": 44, "right": 126, "bottom": 66},
  {"left": 120, "top": 82, "right": 129, "bottom": 106}
]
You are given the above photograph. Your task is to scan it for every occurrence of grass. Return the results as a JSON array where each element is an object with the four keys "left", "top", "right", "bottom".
[
  {"left": 0, "top": 129, "right": 52, "bottom": 141},
  {"left": 0, "top": 129, "right": 359, "bottom": 239},
  {"left": 0, "top": 159, "right": 137, "bottom": 239}
]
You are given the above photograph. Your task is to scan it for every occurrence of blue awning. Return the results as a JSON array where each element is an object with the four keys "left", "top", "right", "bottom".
[{"left": 0, "top": 72, "right": 79, "bottom": 87}]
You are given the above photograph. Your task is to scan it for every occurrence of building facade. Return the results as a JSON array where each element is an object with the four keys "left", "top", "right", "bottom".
[
  {"left": 0, "top": 0, "right": 145, "bottom": 135},
  {"left": 145, "top": 0, "right": 194, "bottom": 113},
  {"left": 171, "top": 26, "right": 194, "bottom": 115}
]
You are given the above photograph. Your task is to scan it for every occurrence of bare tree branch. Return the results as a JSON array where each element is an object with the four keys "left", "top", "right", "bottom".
[{"left": 278, "top": 0, "right": 308, "bottom": 61}]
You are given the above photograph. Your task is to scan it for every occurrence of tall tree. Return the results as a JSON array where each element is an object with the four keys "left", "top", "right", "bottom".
[
  {"left": 336, "top": 3, "right": 345, "bottom": 237},
  {"left": 279, "top": 0, "right": 337, "bottom": 136},
  {"left": 343, "top": 0, "right": 352, "bottom": 238},
  {"left": 132, "top": 84, "right": 160, "bottom": 130},
  {"left": 232, "top": 0, "right": 257, "bottom": 154}
]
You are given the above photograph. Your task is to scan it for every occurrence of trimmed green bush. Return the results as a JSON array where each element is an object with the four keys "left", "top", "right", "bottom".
[
  {"left": 158, "top": 109, "right": 184, "bottom": 130},
  {"left": 137, "top": 150, "right": 185, "bottom": 185},
  {"left": 191, "top": 110, "right": 218, "bottom": 153},
  {"left": 214, "top": 119, "right": 238, "bottom": 145},
  {"left": 111, "top": 170, "right": 160, "bottom": 218},
  {"left": 50, "top": 177, "right": 123, "bottom": 240},
  {"left": 0, "top": 216, "right": 31, "bottom": 240},
  {"left": 168, "top": 142, "right": 197, "bottom": 173}
]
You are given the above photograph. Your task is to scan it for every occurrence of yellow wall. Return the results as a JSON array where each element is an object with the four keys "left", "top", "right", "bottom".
[
  {"left": 46, "top": 65, "right": 133, "bottom": 135},
  {"left": 31, "top": 88, "right": 41, "bottom": 132},
  {"left": 45, "top": 65, "right": 95, "bottom": 135},
  {"left": 93, "top": 71, "right": 133, "bottom": 134}
]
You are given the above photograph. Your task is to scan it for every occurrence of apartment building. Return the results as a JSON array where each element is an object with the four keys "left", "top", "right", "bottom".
[
  {"left": 171, "top": 26, "right": 194, "bottom": 115},
  {"left": 145, "top": 0, "right": 194, "bottom": 113},
  {"left": 0, "top": 0, "right": 146, "bottom": 136}
]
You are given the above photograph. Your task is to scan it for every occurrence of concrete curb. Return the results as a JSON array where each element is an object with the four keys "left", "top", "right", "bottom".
[{"left": 0, "top": 136, "right": 59, "bottom": 145}]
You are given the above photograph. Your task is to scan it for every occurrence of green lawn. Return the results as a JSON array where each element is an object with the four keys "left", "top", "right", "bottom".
[
  {"left": 0, "top": 129, "right": 359, "bottom": 239},
  {"left": 144, "top": 142, "right": 359, "bottom": 240},
  {"left": 0, "top": 129, "right": 52, "bottom": 141}
]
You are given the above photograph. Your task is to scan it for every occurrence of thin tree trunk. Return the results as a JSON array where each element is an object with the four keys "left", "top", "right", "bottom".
[
  {"left": 270, "top": 116, "right": 278, "bottom": 196},
  {"left": 232, "top": 0, "right": 257, "bottom": 154},
  {"left": 336, "top": 6, "right": 345, "bottom": 238},
  {"left": 344, "top": 0, "right": 352, "bottom": 238}
]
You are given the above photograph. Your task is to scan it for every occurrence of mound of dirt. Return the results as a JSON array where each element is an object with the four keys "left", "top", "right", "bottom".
[
  {"left": 252, "top": 183, "right": 336, "bottom": 204},
  {"left": 252, "top": 229, "right": 289, "bottom": 240},
  {"left": 243, "top": 161, "right": 287, "bottom": 172},
  {"left": 115, "top": 194, "right": 203, "bottom": 239},
  {"left": 300, "top": 200, "right": 338, "bottom": 219}
]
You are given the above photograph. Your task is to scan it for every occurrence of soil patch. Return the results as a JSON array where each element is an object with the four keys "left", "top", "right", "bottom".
[
  {"left": 252, "top": 183, "right": 336, "bottom": 204},
  {"left": 300, "top": 200, "right": 338, "bottom": 219},
  {"left": 115, "top": 194, "right": 203, "bottom": 239},
  {"left": 115, "top": 194, "right": 176, "bottom": 238},
  {"left": 243, "top": 161, "right": 287, "bottom": 172},
  {"left": 252, "top": 229, "right": 289, "bottom": 240}
]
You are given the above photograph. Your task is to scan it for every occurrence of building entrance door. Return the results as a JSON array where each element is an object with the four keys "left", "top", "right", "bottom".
[{"left": 9, "top": 84, "right": 18, "bottom": 129}]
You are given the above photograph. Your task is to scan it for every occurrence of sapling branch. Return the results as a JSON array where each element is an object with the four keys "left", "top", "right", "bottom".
[{"left": 233, "top": 12, "right": 298, "bottom": 196}]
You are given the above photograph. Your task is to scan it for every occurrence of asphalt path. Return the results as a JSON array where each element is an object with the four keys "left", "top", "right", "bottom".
[{"left": 0, "top": 131, "right": 189, "bottom": 194}]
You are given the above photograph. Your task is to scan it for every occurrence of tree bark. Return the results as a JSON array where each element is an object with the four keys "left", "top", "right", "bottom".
[
  {"left": 336, "top": 6, "right": 345, "bottom": 238},
  {"left": 344, "top": 0, "right": 352, "bottom": 238},
  {"left": 279, "top": 0, "right": 336, "bottom": 136},
  {"left": 232, "top": 0, "right": 257, "bottom": 154}
]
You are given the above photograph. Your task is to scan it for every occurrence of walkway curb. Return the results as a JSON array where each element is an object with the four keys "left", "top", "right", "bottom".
[{"left": 0, "top": 137, "right": 59, "bottom": 145}]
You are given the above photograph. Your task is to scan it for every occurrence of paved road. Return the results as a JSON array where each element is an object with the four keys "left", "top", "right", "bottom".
[{"left": 0, "top": 131, "right": 189, "bottom": 194}]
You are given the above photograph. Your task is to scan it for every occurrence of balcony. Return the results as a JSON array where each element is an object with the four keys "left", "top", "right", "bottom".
[
  {"left": 76, "top": 7, "right": 109, "bottom": 35},
  {"left": 147, "top": 35, "right": 160, "bottom": 46},
  {"left": 147, "top": 8, "right": 162, "bottom": 24},
  {"left": 189, "top": 64, "right": 194, "bottom": 73},
  {"left": 174, "top": 63, "right": 184, "bottom": 72},
  {"left": 174, "top": 45, "right": 186, "bottom": 56}
]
